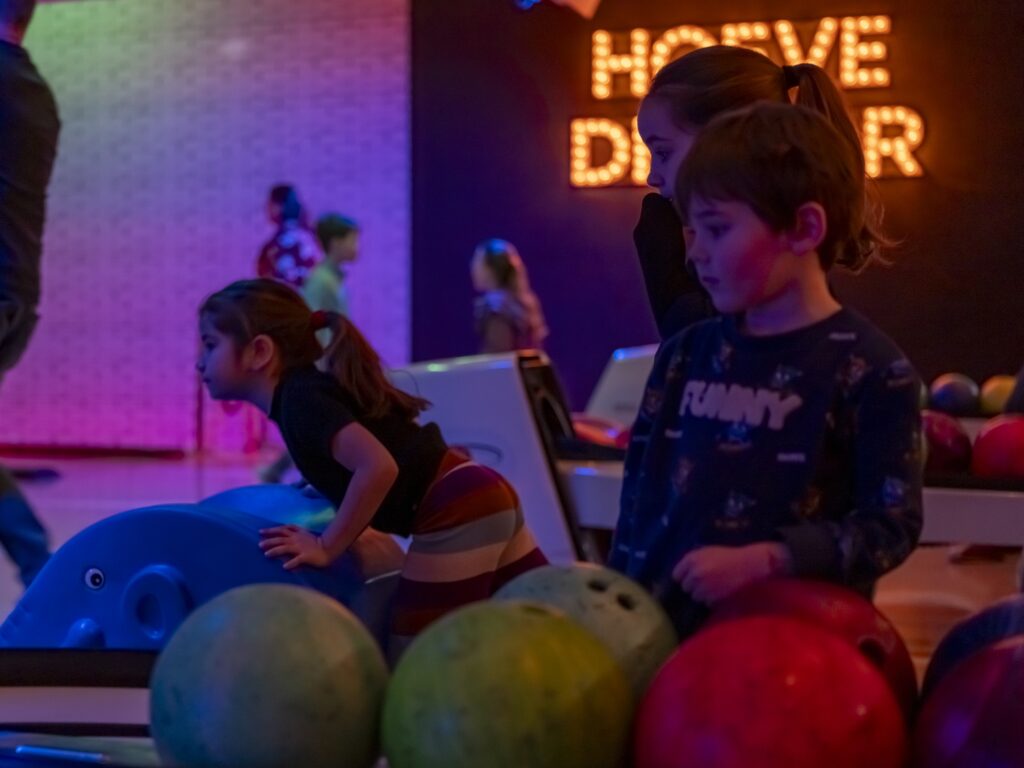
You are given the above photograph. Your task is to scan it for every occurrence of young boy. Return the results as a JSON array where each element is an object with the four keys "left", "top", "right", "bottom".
[
  {"left": 610, "top": 103, "right": 923, "bottom": 635},
  {"left": 304, "top": 213, "right": 359, "bottom": 318}
]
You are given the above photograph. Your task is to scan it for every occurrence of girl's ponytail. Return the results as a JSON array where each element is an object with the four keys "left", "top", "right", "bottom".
[
  {"left": 647, "top": 47, "right": 893, "bottom": 271},
  {"left": 320, "top": 312, "right": 430, "bottom": 421},
  {"left": 788, "top": 62, "right": 892, "bottom": 270}
]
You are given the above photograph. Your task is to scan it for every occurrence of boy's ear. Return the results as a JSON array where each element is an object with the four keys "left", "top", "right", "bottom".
[
  {"left": 787, "top": 202, "right": 827, "bottom": 257},
  {"left": 245, "top": 334, "right": 277, "bottom": 371}
]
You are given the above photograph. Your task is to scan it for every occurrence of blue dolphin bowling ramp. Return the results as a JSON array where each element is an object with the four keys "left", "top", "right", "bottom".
[{"left": 0, "top": 485, "right": 402, "bottom": 650}]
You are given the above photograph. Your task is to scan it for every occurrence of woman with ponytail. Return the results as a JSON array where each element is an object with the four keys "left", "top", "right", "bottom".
[
  {"left": 198, "top": 279, "right": 547, "bottom": 657},
  {"left": 470, "top": 238, "right": 549, "bottom": 353},
  {"left": 634, "top": 45, "right": 886, "bottom": 339}
]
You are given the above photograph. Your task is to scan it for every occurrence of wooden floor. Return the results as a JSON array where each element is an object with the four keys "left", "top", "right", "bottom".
[{"left": 1, "top": 453, "right": 1020, "bottom": 683}]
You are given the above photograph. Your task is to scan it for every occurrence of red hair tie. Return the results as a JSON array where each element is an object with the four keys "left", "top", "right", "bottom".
[{"left": 310, "top": 310, "right": 330, "bottom": 331}]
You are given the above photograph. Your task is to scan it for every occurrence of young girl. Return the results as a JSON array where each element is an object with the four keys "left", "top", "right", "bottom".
[
  {"left": 197, "top": 279, "right": 548, "bottom": 654},
  {"left": 471, "top": 238, "right": 549, "bottom": 353},
  {"left": 634, "top": 45, "right": 876, "bottom": 340},
  {"left": 610, "top": 103, "right": 923, "bottom": 636}
]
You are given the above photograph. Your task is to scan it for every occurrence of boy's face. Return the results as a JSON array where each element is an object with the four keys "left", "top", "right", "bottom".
[
  {"left": 328, "top": 232, "right": 359, "bottom": 265},
  {"left": 637, "top": 96, "right": 697, "bottom": 201},
  {"left": 683, "top": 198, "right": 799, "bottom": 315}
]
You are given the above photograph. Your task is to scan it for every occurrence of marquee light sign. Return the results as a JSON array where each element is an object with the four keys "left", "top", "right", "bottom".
[{"left": 571, "top": 15, "right": 926, "bottom": 187}]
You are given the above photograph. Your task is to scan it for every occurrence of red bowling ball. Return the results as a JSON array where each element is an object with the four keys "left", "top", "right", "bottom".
[
  {"left": 913, "top": 636, "right": 1024, "bottom": 767},
  {"left": 970, "top": 414, "right": 1024, "bottom": 479},
  {"left": 922, "top": 409, "right": 972, "bottom": 473},
  {"left": 708, "top": 579, "right": 918, "bottom": 723},
  {"left": 634, "top": 616, "right": 907, "bottom": 768}
]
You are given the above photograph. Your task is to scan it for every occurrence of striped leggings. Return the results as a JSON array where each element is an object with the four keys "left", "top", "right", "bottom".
[{"left": 388, "top": 449, "right": 548, "bottom": 658}]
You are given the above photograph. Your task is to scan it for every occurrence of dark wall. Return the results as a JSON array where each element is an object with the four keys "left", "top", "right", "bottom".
[{"left": 412, "top": 0, "right": 1024, "bottom": 408}]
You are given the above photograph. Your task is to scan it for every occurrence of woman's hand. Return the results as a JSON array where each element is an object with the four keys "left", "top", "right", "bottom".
[
  {"left": 259, "top": 524, "right": 332, "bottom": 570},
  {"left": 672, "top": 542, "right": 792, "bottom": 606}
]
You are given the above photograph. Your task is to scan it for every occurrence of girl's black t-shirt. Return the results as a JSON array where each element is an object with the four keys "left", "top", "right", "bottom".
[{"left": 269, "top": 365, "right": 448, "bottom": 535}]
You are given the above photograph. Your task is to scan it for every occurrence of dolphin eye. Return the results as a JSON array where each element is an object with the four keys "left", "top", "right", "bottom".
[{"left": 85, "top": 568, "right": 105, "bottom": 590}]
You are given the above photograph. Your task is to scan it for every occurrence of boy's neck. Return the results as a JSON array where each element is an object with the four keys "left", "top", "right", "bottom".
[{"left": 741, "top": 272, "right": 841, "bottom": 337}]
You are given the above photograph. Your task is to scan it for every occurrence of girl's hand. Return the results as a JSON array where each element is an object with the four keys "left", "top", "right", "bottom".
[
  {"left": 672, "top": 543, "right": 792, "bottom": 606},
  {"left": 259, "top": 525, "right": 332, "bottom": 570}
]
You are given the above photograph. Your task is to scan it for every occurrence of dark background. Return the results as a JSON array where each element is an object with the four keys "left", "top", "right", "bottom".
[{"left": 412, "top": 0, "right": 1024, "bottom": 408}]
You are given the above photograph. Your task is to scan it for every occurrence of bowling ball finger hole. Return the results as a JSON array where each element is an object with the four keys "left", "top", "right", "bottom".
[
  {"left": 587, "top": 579, "right": 609, "bottom": 593},
  {"left": 858, "top": 638, "right": 886, "bottom": 670},
  {"left": 616, "top": 593, "right": 637, "bottom": 611}
]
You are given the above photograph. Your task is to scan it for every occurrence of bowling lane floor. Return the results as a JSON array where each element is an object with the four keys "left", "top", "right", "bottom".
[{"left": 0, "top": 454, "right": 1019, "bottom": 681}]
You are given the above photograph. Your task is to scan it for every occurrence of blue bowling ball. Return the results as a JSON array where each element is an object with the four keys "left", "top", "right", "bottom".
[
  {"left": 921, "top": 594, "right": 1024, "bottom": 699},
  {"left": 929, "top": 373, "right": 979, "bottom": 416}
]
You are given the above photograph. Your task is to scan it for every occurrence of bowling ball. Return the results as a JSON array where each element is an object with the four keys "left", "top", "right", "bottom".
[
  {"left": 980, "top": 375, "right": 1016, "bottom": 415},
  {"left": 382, "top": 600, "right": 632, "bottom": 768},
  {"left": 708, "top": 579, "right": 917, "bottom": 723},
  {"left": 913, "top": 636, "right": 1024, "bottom": 767},
  {"left": 922, "top": 410, "right": 972, "bottom": 473},
  {"left": 929, "top": 373, "right": 979, "bottom": 416},
  {"left": 634, "top": 616, "right": 907, "bottom": 768},
  {"left": 971, "top": 415, "right": 1024, "bottom": 479},
  {"left": 921, "top": 594, "right": 1024, "bottom": 698},
  {"left": 494, "top": 563, "right": 678, "bottom": 696},
  {"left": 150, "top": 584, "right": 388, "bottom": 768}
]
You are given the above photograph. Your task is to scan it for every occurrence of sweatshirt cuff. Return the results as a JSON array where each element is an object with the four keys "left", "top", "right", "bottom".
[{"left": 776, "top": 524, "right": 841, "bottom": 580}]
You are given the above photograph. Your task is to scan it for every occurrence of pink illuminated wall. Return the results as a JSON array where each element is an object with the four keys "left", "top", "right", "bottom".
[{"left": 1, "top": 0, "right": 410, "bottom": 451}]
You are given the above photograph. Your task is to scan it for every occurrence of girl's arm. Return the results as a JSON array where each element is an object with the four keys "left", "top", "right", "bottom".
[
  {"left": 319, "top": 423, "right": 399, "bottom": 560},
  {"left": 260, "top": 422, "right": 398, "bottom": 569}
]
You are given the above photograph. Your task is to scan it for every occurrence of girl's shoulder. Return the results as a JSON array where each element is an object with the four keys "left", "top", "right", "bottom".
[{"left": 280, "top": 365, "right": 346, "bottom": 401}]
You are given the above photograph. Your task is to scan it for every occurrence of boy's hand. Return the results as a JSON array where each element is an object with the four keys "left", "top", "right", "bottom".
[
  {"left": 259, "top": 524, "right": 332, "bottom": 570},
  {"left": 672, "top": 543, "right": 792, "bottom": 606}
]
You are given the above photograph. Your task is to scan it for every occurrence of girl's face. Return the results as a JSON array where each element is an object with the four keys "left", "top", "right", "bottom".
[
  {"left": 471, "top": 254, "right": 498, "bottom": 292},
  {"left": 197, "top": 315, "right": 250, "bottom": 401},
  {"left": 637, "top": 96, "right": 697, "bottom": 200},
  {"left": 683, "top": 197, "right": 797, "bottom": 315}
]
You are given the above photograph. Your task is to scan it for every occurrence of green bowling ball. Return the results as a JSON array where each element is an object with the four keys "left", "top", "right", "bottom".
[
  {"left": 150, "top": 584, "right": 388, "bottom": 768},
  {"left": 382, "top": 600, "right": 632, "bottom": 768},
  {"left": 494, "top": 562, "right": 678, "bottom": 696}
]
